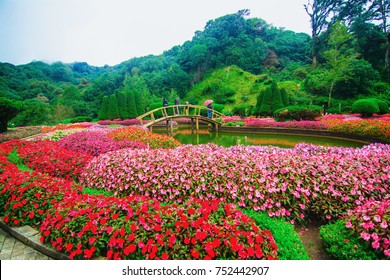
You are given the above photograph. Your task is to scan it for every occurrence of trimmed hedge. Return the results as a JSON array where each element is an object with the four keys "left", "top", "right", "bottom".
[
  {"left": 351, "top": 99, "right": 380, "bottom": 118},
  {"left": 274, "top": 105, "right": 322, "bottom": 121},
  {"left": 242, "top": 210, "right": 310, "bottom": 260},
  {"left": 319, "top": 220, "right": 387, "bottom": 260}
]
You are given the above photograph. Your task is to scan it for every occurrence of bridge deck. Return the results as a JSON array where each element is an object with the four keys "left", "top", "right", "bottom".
[{"left": 136, "top": 105, "right": 224, "bottom": 130}]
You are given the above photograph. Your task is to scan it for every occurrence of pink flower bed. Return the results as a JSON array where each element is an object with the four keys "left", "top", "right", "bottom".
[
  {"left": 58, "top": 131, "right": 147, "bottom": 156},
  {"left": 81, "top": 143, "right": 390, "bottom": 223},
  {"left": 97, "top": 119, "right": 142, "bottom": 126},
  {"left": 243, "top": 118, "right": 328, "bottom": 130},
  {"left": 346, "top": 199, "right": 390, "bottom": 257}
]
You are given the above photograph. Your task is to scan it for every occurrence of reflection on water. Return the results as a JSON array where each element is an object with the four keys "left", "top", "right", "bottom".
[{"left": 154, "top": 126, "right": 368, "bottom": 148}]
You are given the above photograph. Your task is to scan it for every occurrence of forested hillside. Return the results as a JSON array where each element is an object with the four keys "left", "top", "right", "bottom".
[{"left": 1, "top": 4, "right": 389, "bottom": 127}]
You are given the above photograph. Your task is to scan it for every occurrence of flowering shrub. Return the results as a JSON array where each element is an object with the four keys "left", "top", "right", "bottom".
[
  {"left": 97, "top": 119, "right": 142, "bottom": 126},
  {"left": 346, "top": 199, "right": 390, "bottom": 257},
  {"left": 40, "top": 195, "right": 278, "bottom": 260},
  {"left": 108, "top": 127, "right": 181, "bottom": 149},
  {"left": 58, "top": 131, "right": 147, "bottom": 156},
  {"left": 324, "top": 119, "right": 390, "bottom": 142},
  {"left": 244, "top": 119, "right": 328, "bottom": 130},
  {"left": 1, "top": 169, "right": 82, "bottom": 227},
  {"left": 222, "top": 116, "right": 242, "bottom": 123},
  {"left": 18, "top": 141, "right": 92, "bottom": 181},
  {"left": 0, "top": 127, "right": 42, "bottom": 143},
  {"left": 81, "top": 143, "right": 390, "bottom": 223},
  {"left": 41, "top": 123, "right": 93, "bottom": 133},
  {"left": 0, "top": 139, "right": 26, "bottom": 156},
  {"left": 42, "top": 129, "right": 87, "bottom": 141},
  {"left": 320, "top": 220, "right": 386, "bottom": 260}
]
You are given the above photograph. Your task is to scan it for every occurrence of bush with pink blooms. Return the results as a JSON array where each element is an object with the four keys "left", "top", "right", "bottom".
[
  {"left": 58, "top": 131, "right": 147, "bottom": 156},
  {"left": 81, "top": 143, "right": 390, "bottom": 223},
  {"left": 243, "top": 118, "right": 328, "bottom": 130},
  {"left": 346, "top": 199, "right": 390, "bottom": 257}
]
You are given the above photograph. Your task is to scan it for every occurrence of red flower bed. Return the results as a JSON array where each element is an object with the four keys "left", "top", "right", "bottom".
[
  {"left": 0, "top": 164, "right": 82, "bottom": 226},
  {"left": 40, "top": 195, "right": 278, "bottom": 260},
  {"left": 0, "top": 139, "right": 27, "bottom": 156},
  {"left": 18, "top": 141, "right": 92, "bottom": 181}
]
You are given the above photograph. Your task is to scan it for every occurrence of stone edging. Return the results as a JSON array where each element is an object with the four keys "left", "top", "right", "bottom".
[{"left": 0, "top": 219, "right": 69, "bottom": 260}]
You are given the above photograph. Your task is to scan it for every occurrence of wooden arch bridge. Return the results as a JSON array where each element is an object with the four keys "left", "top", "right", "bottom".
[{"left": 136, "top": 105, "right": 224, "bottom": 131}]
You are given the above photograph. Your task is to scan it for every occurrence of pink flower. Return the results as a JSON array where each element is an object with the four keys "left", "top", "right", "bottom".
[
  {"left": 360, "top": 232, "right": 371, "bottom": 241},
  {"left": 371, "top": 241, "right": 380, "bottom": 249}
]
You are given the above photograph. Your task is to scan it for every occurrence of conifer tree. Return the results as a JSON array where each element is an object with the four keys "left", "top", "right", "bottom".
[
  {"left": 270, "top": 82, "right": 284, "bottom": 113},
  {"left": 280, "top": 88, "right": 289, "bottom": 107},
  {"left": 127, "top": 91, "right": 138, "bottom": 118},
  {"left": 98, "top": 95, "right": 109, "bottom": 120},
  {"left": 107, "top": 94, "right": 120, "bottom": 120},
  {"left": 258, "top": 86, "right": 273, "bottom": 116},
  {"left": 118, "top": 91, "right": 129, "bottom": 119},
  {"left": 254, "top": 90, "right": 265, "bottom": 116}
]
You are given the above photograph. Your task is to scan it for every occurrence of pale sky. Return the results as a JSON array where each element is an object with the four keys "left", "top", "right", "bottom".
[{"left": 0, "top": 0, "right": 311, "bottom": 66}]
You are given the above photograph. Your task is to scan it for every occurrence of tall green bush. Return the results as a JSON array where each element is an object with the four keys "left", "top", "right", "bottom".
[
  {"left": 270, "top": 83, "right": 284, "bottom": 113},
  {"left": 118, "top": 91, "right": 129, "bottom": 119},
  {"left": 280, "top": 88, "right": 289, "bottom": 107},
  {"left": 258, "top": 86, "right": 273, "bottom": 116},
  {"left": 107, "top": 94, "right": 120, "bottom": 120},
  {"left": 127, "top": 92, "right": 138, "bottom": 118},
  {"left": 98, "top": 96, "right": 109, "bottom": 120}
]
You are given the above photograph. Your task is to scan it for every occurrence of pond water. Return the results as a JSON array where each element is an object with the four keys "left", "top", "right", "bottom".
[{"left": 154, "top": 126, "right": 368, "bottom": 148}]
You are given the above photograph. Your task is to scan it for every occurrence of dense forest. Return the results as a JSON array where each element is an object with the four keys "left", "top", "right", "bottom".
[{"left": 1, "top": 0, "right": 389, "bottom": 128}]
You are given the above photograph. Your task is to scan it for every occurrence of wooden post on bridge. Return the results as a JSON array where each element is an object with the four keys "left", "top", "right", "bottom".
[{"left": 195, "top": 117, "right": 199, "bottom": 132}]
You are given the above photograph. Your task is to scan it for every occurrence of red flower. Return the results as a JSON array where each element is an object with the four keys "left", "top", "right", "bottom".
[
  {"left": 195, "top": 231, "right": 207, "bottom": 241},
  {"left": 100, "top": 218, "right": 107, "bottom": 225},
  {"left": 191, "top": 250, "right": 200, "bottom": 259},
  {"left": 212, "top": 238, "right": 220, "bottom": 248},
  {"left": 127, "top": 233, "right": 135, "bottom": 242},
  {"left": 124, "top": 244, "right": 136, "bottom": 256},
  {"left": 161, "top": 253, "right": 169, "bottom": 260},
  {"left": 169, "top": 234, "right": 176, "bottom": 244},
  {"left": 188, "top": 208, "right": 195, "bottom": 215},
  {"left": 66, "top": 243, "right": 73, "bottom": 252}
]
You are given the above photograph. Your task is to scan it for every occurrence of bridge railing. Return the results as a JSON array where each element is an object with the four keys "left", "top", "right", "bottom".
[{"left": 136, "top": 105, "right": 224, "bottom": 126}]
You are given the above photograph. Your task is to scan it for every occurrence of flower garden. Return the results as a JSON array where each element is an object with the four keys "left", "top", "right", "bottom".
[{"left": 0, "top": 120, "right": 389, "bottom": 260}]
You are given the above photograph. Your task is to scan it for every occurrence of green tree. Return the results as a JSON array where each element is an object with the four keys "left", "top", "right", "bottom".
[
  {"left": 259, "top": 86, "right": 273, "bottom": 116},
  {"left": 118, "top": 91, "right": 129, "bottom": 119},
  {"left": 281, "top": 88, "right": 290, "bottom": 107},
  {"left": 0, "top": 98, "right": 23, "bottom": 132},
  {"left": 270, "top": 82, "right": 284, "bottom": 113},
  {"left": 304, "top": 0, "right": 344, "bottom": 66},
  {"left": 254, "top": 90, "right": 265, "bottom": 116},
  {"left": 322, "top": 22, "right": 358, "bottom": 107},
  {"left": 127, "top": 91, "right": 138, "bottom": 118},
  {"left": 98, "top": 96, "right": 109, "bottom": 120},
  {"left": 107, "top": 94, "right": 120, "bottom": 120},
  {"left": 11, "top": 99, "right": 50, "bottom": 127}
]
